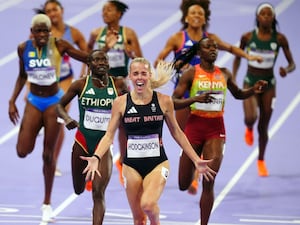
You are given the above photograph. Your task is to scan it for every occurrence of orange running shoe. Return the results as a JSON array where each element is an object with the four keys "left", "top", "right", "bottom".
[
  {"left": 257, "top": 160, "right": 269, "bottom": 177},
  {"left": 188, "top": 179, "right": 198, "bottom": 195},
  {"left": 244, "top": 127, "right": 254, "bottom": 146},
  {"left": 85, "top": 180, "right": 92, "bottom": 191},
  {"left": 115, "top": 158, "right": 124, "bottom": 186},
  {"left": 188, "top": 169, "right": 201, "bottom": 195}
]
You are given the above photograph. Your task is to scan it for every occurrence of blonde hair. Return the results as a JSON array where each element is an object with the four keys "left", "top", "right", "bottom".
[
  {"left": 129, "top": 57, "right": 175, "bottom": 89},
  {"left": 31, "top": 14, "right": 51, "bottom": 29}
]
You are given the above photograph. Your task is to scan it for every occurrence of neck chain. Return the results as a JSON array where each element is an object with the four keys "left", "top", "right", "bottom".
[{"left": 92, "top": 77, "right": 107, "bottom": 86}]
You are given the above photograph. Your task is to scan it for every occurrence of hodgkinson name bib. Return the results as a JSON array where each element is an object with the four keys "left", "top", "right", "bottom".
[{"left": 127, "top": 134, "right": 160, "bottom": 158}]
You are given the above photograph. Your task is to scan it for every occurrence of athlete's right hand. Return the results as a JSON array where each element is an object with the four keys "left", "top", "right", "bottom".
[
  {"left": 8, "top": 102, "right": 19, "bottom": 125},
  {"left": 65, "top": 119, "right": 79, "bottom": 130}
]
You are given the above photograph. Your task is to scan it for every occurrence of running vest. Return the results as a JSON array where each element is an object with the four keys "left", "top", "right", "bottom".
[
  {"left": 247, "top": 29, "right": 279, "bottom": 69},
  {"left": 174, "top": 30, "right": 208, "bottom": 66},
  {"left": 96, "top": 26, "right": 129, "bottom": 77},
  {"left": 23, "top": 37, "right": 61, "bottom": 86},
  {"left": 77, "top": 75, "right": 118, "bottom": 154},
  {"left": 59, "top": 24, "right": 74, "bottom": 80},
  {"left": 123, "top": 92, "right": 165, "bottom": 159},
  {"left": 190, "top": 64, "right": 227, "bottom": 118}
]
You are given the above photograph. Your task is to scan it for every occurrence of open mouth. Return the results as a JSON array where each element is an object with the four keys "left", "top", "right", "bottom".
[{"left": 136, "top": 82, "right": 144, "bottom": 87}]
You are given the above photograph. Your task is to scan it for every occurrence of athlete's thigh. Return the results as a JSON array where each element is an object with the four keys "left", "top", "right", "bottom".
[
  {"left": 122, "top": 164, "right": 143, "bottom": 210},
  {"left": 202, "top": 138, "right": 224, "bottom": 172},
  {"left": 42, "top": 104, "right": 62, "bottom": 150},
  {"left": 142, "top": 160, "right": 170, "bottom": 203},
  {"left": 97, "top": 149, "right": 113, "bottom": 189},
  {"left": 17, "top": 103, "right": 43, "bottom": 152},
  {"left": 259, "top": 87, "right": 275, "bottom": 118}
]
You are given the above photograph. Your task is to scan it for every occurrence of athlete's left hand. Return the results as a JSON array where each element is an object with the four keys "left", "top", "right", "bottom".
[
  {"left": 279, "top": 67, "right": 287, "bottom": 77},
  {"left": 195, "top": 159, "right": 216, "bottom": 181},
  {"left": 80, "top": 156, "right": 101, "bottom": 181},
  {"left": 253, "top": 80, "right": 268, "bottom": 93}
]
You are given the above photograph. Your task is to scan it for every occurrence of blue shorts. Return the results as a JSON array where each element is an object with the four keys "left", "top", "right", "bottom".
[{"left": 27, "top": 89, "right": 64, "bottom": 112}]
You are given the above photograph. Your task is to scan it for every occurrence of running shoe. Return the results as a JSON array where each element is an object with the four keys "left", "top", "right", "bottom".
[
  {"left": 188, "top": 179, "right": 198, "bottom": 195},
  {"left": 55, "top": 166, "right": 62, "bottom": 177},
  {"left": 188, "top": 168, "right": 201, "bottom": 195},
  {"left": 244, "top": 127, "right": 254, "bottom": 146},
  {"left": 115, "top": 158, "right": 124, "bottom": 186},
  {"left": 41, "top": 204, "right": 54, "bottom": 222},
  {"left": 257, "top": 160, "right": 269, "bottom": 177},
  {"left": 85, "top": 180, "right": 92, "bottom": 191}
]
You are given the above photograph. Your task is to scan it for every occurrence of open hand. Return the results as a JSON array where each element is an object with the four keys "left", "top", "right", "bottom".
[
  {"left": 80, "top": 155, "right": 101, "bottom": 181},
  {"left": 195, "top": 159, "right": 217, "bottom": 181}
]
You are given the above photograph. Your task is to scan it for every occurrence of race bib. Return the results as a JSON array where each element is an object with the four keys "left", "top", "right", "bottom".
[
  {"left": 27, "top": 68, "right": 56, "bottom": 86},
  {"left": 127, "top": 134, "right": 160, "bottom": 158},
  {"left": 195, "top": 93, "right": 224, "bottom": 111},
  {"left": 248, "top": 50, "right": 276, "bottom": 69},
  {"left": 83, "top": 109, "right": 111, "bottom": 131},
  {"left": 107, "top": 50, "right": 125, "bottom": 68}
]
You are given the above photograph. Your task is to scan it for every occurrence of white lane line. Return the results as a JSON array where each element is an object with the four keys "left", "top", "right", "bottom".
[
  {"left": 0, "top": 0, "right": 23, "bottom": 12},
  {"left": 0, "top": 126, "right": 19, "bottom": 145}
]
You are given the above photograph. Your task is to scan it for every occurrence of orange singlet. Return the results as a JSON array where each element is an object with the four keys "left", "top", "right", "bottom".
[{"left": 185, "top": 64, "right": 227, "bottom": 144}]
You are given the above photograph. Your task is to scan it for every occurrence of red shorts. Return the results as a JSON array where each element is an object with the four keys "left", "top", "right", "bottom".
[{"left": 184, "top": 114, "right": 226, "bottom": 145}]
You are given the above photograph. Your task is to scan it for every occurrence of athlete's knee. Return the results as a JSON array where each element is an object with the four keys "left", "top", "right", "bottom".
[
  {"left": 178, "top": 176, "right": 191, "bottom": 191},
  {"left": 179, "top": 182, "right": 189, "bottom": 191},
  {"left": 141, "top": 198, "right": 157, "bottom": 215},
  {"left": 141, "top": 202, "right": 153, "bottom": 214},
  {"left": 16, "top": 144, "right": 33, "bottom": 158},
  {"left": 74, "top": 188, "right": 84, "bottom": 195},
  {"left": 42, "top": 150, "right": 54, "bottom": 164},
  {"left": 202, "top": 179, "right": 215, "bottom": 192},
  {"left": 16, "top": 149, "right": 28, "bottom": 158},
  {"left": 92, "top": 187, "right": 105, "bottom": 201}
]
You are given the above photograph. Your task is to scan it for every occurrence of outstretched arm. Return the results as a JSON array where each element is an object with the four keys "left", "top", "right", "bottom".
[
  {"left": 209, "top": 32, "right": 262, "bottom": 62},
  {"left": 154, "top": 32, "right": 181, "bottom": 68},
  {"left": 56, "top": 38, "right": 89, "bottom": 64},
  {"left": 224, "top": 67, "right": 268, "bottom": 99}
]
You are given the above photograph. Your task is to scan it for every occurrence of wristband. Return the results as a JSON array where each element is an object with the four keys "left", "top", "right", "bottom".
[{"left": 93, "top": 154, "right": 101, "bottom": 162}]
